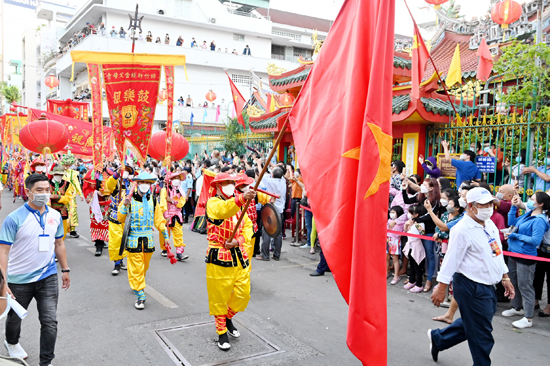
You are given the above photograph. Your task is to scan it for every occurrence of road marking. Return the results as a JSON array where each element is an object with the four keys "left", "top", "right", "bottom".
[{"left": 85, "top": 249, "right": 179, "bottom": 308}]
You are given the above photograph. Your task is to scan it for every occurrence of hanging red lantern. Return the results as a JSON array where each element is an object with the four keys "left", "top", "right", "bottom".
[
  {"left": 280, "top": 92, "right": 295, "bottom": 106},
  {"left": 205, "top": 90, "right": 217, "bottom": 102},
  {"left": 424, "top": 0, "right": 449, "bottom": 10},
  {"left": 159, "top": 89, "right": 167, "bottom": 101},
  {"left": 44, "top": 73, "right": 60, "bottom": 89},
  {"left": 148, "top": 131, "right": 189, "bottom": 162},
  {"left": 19, "top": 115, "right": 70, "bottom": 155},
  {"left": 491, "top": 0, "right": 522, "bottom": 29}
]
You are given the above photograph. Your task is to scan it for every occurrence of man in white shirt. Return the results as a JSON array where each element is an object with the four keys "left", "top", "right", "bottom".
[
  {"left": 256, "top": 167, "right": 287, "bottom": 261},
  {"left": 428, "top": 187, "right": 514, "bottom": 366}
]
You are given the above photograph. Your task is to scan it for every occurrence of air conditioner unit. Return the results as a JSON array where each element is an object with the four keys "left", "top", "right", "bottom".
[
  {"left": 210, "top": 18, "right": 216, "bottom": 24},
  {"left": 158, "top": 9, "right": 164, "bottom": 15}
]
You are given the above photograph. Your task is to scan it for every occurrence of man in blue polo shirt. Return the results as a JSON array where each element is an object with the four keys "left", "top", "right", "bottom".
[
  {"left": 0, "top": 174, "right": 71, "bottom": 365},
  {"left": 442, "top": 140, "right": 481, "bottom": 187}
]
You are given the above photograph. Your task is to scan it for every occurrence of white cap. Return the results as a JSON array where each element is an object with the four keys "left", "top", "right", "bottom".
[{"left": 466, "top": 187, "right": 494, "bottom": 204}]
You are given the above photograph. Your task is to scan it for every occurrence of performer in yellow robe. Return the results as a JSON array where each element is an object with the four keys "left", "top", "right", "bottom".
[
  {"left": 105, "top": 166, "right": 133, "bottom": 275},
  {"left": 205, "top": 173, "right": 255, "bottom": 351},
  {"left": 159, "top": 171, "right": 188, "bottom": 261},
  {"left": 61, "top": 152, "right": 84, "bottom": 239}
]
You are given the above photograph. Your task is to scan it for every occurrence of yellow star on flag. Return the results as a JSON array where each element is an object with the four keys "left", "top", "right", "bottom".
[{"left": 342, "top": 123, "right": 392, "bottom": 199}]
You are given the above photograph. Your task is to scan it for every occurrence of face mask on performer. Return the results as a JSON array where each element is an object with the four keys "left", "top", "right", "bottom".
[
  {"left": 35, "top": 166, "right": 45, "bottom": 173},
  {"left": 219, "top": 183, "right": 235, "bottom": 199},
  {"left": 53, "top": 175, "right": 63, "bottom": 183},
  {"left": 122, "top": 171, "right": 129, "bottom": 179},
  {"left": 138, "top": 183, "right": 151, "bottom": 194},
  {"left": 172, "top": 179, "right": 181, "bottom": 186}
]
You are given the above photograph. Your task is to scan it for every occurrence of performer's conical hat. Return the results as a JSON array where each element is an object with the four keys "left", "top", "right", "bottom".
[
  {"left": 210, "top": 173, "right": 235, "bottom": 188},
  {"left": 50, "top": 165, "right": 66, "bottom": 176},
  {"left": 132, "top": 172, "right": 157, "bottom": 183},
  {"left": 30, "top": 158, "right": 46, "bottom": 168},
  {"left": 235, "top": 174, "right": 254, "bottom": 188}
]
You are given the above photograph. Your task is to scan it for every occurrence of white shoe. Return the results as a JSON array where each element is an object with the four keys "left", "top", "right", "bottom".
[
  {"left": 4, "top": 340, "right": 28, "bottom": 359},
  {"left": 502, "top": 308, "right": 524, "bottom": 317},
  {"left": 512, "top": 317, "right": 533, "bottom": 329}
]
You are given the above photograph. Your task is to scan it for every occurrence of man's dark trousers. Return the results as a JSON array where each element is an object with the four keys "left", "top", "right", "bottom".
[
  {"left": 6, "top": 274, "right": 59, "bottom": 366},
  {"left": 431, "top": 273, "right": 497, "bottom": 366}
]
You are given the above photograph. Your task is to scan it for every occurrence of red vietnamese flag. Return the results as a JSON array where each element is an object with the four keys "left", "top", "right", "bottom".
[
  {"left": 411, "top": 22, "right": 430, "bottom": 99},
  {"left": 225, "top": 72, "right": 246, "bottom": 127},
  {"left": 476, "top": 38, "right": 493, "bottom": 81},
  {"left": 288, "top": 0, "right": 394, "bottom": 364}
]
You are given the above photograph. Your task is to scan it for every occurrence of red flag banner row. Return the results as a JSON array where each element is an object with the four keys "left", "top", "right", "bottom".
[
  {"left": 47, "top": 99, "right": 89, "bottom": 121},
  {"left": 164, "top": 65, "right": 175, "bottom": 167},
  {"left": 87, "top": 63, "right": 104, "bottom": 173}
]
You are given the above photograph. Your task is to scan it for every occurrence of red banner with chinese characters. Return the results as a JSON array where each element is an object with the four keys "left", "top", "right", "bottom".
[
  {"left": 164, "top": 65, "right": 174, "bottom": 167},
  {"left": 47, "top": 99, "right": 89, "bottom": 121},
  {"left": 87, "top": 63, "right": 104, "bottom": 173},
  {"left": 29, "top": 109, "right": 113, "bottom": 157},
  {"left": 103, "top": 63, "right": 161, "bottom": 161}
]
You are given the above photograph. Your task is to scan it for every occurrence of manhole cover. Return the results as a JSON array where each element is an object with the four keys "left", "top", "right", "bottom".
[{"left": 154, "top": 319, "right": 284, "bottom": 366}]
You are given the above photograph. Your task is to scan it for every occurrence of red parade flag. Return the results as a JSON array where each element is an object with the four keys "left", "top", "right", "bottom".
[
  {"left": 476, "top": 38, "right": 493, "bottom": 82},
  {"left": 288, "top": 0, "right": 394, "bottom": 364},
  {"left": 225, "top": 72, "right": 246, "bottom": 127},
  {"left": 411, "top": 21, "right": 430, "bottom": 100}
]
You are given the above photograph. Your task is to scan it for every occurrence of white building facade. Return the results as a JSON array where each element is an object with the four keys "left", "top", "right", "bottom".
[{"left": 40, "top": 0, "right": 330, "bottom": 132}]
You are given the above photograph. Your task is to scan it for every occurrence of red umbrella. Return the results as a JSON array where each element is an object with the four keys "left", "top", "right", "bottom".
[
  {"left": 19, "top": 115, "right": 70, "bottom": 155},
  {"left": 148, "top": 131, "right": 189, "bottom": 162}
]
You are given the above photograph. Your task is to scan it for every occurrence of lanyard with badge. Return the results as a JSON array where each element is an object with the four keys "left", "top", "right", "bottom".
[
  {"left": 483, "top": 228, "right": 502, "bottom": 257},
  {"left": 32, "top": 207, "right": 50, "bottom": 252}
]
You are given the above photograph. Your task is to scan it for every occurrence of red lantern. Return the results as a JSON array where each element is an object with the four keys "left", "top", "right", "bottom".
[
  {"left": 148, "top": 131, "right": 189, "bottom": 162},
  {"left": 205, "top": 90, "right": 217, "bottom": 102},
  {"left": 44, "top": 73, "right": 59, "bottom": 89},
  {"left": 491, "top": 0, "right": 522, "bottom": 29},
  {"left": 19, "top": 117, "right": 70, "bottom": 155},
  {"left": 280, "top": 92, "right": 295, "bottom": 106},
  {"left": 424, "top": 0, "right": 449, "bottom": 10}
]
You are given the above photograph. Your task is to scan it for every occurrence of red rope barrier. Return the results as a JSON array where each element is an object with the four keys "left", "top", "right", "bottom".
[
  {"left": 300, "top": 205, "right": 312, "bottom": 212},
  {"left": 387, "top": 230, "right": 550, "bottom": 263}
]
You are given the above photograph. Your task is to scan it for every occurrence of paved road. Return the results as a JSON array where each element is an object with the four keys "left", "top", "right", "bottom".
[{"left": 0, "top": 194, "right": 548, "bottom": 365}]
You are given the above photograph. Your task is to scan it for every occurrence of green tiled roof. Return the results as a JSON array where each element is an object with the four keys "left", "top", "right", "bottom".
[
  {"left": 250, "top": 111, "right": 288, "bottom": 130},
  {"left": 392, "top": 94, "right": 410, "bottom": 114},
  {"left": 420, "top": 97, "right": 468, "bottom": 116},
  {"left": 394, "top": 56, "right": 412, "bottom": 70},
  {"left": 270, "top": 69, "right": 311, "bottom": 87},
  {"left": 440, "top": 70, "right": 477, "bottom": 81}
]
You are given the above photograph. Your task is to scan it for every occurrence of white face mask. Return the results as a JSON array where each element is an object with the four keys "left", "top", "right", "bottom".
[
  {"left": 440, "top": 199, "right": 449, "bottom": 207},
  {"left": 172, "top": 179, "right": 181, "bottom": 186},
  {"left": 460, "top": 154, "right": 468, "bottom": 161},
  {"left": 420, "top": 185, "right": 429, "bottom": 194},
  {"left": 138, "top": 184, "right": 150, "bottom": 194},
  {"left": 459, "top": 197, "right": 467, "bottom": 208},
  {"left": 129, "top": 174, "right": 134, "bottom": 180},
  {"left": 407, "top": 213, "right": 413, "bottom": 220},
  {"left": 390, "top": 212, "right": 397, "bottom": 219},
  {"left": 222, "top": 184, "right": 235, "bottom": 197},
  {"left": 35, "top": 166, "right": 45, "bottom": 173},
  {"left": 496, "top": 192, "right": 504, "bottom": 200},
  {"left": 122, "top": 171, "right": 129, "bottom": 179},
  {"left": 474, "top": 206, "right": 493, "bottom": 221},
  {"left": 53, "top": 175, "right": 63, "bottom": 182},
  {"left": 30, "top": 192, "right": 50, "bottom": 207}
]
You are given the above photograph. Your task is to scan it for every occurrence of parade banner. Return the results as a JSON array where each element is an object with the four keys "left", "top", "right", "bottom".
[
  {"left": 29, "top": 109, "right": 113, "bottom": 157},
  {"left": 71, "top": 51, "right": 188, "bottom": 164},
  {"left": 164, "top": 65, "right": 175, "bottom": 167},
  {"left": 47, "top": 99, "right": 89, "bottom": 121},
  {"left": 8, "top": 114, "right": 29, "bottom": 147},
  {"left": 87, "top": 63, "right": 104, "bottom": 173}
]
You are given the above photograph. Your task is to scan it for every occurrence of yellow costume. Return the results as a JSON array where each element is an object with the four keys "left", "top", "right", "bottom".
[
  {"left": 205, "top": 193, "right": 253, "bottom": 335},
  {"left": 106, "top": 175, "right": 131, "bottom": 263},
  {"left": 63, "top": 168, "right": 83, "bottom": 231}
]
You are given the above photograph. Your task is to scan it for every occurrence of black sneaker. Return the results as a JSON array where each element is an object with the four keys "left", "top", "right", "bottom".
[
  {"left": 95, "top": 246, "right": 103, "bottom": 256},
  {"left": 160, "top": 250, "right": 167, "bottom": 257},
  {"left": 111, "top": 264, "right": 121, "bottom": 276},
  {"left": 69, "top": 231, "right": 80, "bottom": 238},
  {"left": 226, "top": 318, "right": 240, "bottom": 338},
  {"left": 135, "top": 299, "right": 145, "bottom": 310},
  {"left": 427, "top": 329, "right": 439, "bottom": 362},
  {"left": 120, "top": 262, "right": 127, "bottom": 270},
  {"left": 176, "top": 253, "right": 189, "bottom": 261},
  {"left": 217, "top": 332, "right": 230, "bottom": 351}
]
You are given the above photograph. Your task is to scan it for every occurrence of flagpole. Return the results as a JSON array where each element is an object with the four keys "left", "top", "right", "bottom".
[
  {"left": 404, "top": 0, "right": 461, "bottom": 122},
  {"left": 227, "top": 114, "right": 290, "bottom": 242}
]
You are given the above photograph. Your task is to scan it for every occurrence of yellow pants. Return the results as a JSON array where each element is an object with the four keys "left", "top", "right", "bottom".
[
  {"left": 108, "top": 221, "right": 127, "bottom": 261},
  {"left": 62, "top": 219, "right": 69, "bottom": 241},
  {"left": 160, "top": 222, "right": 185, "bottom": 250},
  {"left": 206, "top": 262, "right": 250, "bottom": 316},
  {"left": 127, "top": 251, "right": 153, "bottom": 292}
]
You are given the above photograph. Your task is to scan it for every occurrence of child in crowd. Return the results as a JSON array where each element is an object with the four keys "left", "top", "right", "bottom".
[
  {"left": 387, "top": 206, "right": 405, "bottom": 285},
  {"left": 403, "top": 204, "right": 427, "bottom": 293}
]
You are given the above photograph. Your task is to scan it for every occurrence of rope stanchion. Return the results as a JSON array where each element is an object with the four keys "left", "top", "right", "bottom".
[
  {"left": 300, "top": 205, "right": 312, "bottom": 212},
  {"left": 387, "top": 230, "right": 550, "bottom": 263}
]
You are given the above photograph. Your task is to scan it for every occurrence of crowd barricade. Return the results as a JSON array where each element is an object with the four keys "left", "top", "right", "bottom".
[{"left": 387, "top": 230, "right": 550, "bottom": 263}]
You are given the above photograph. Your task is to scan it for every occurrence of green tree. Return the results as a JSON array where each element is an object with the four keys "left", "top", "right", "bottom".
[
  {"left": 222, "top": 117, "right": 247, "bottom": 154},
  {"left": 0, "top": 82, "right": 21, "bottom": 105}
]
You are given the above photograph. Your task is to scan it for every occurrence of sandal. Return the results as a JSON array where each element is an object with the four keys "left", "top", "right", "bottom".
[{"left": 310, "top": 248, "right": 316, "bottom": 254}]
